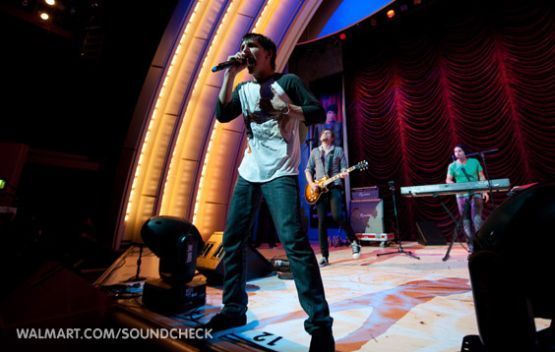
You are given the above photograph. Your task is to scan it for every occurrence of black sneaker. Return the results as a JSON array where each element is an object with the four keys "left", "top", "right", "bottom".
[
  {"left": 319, "top": 257, "right": 329, "bottom": 267},
  {"left": 203, "top": 312, "right": 247, "bottom": 332},
  {"left": 309, "top": 328, "right": 335, "bottom": 352}
]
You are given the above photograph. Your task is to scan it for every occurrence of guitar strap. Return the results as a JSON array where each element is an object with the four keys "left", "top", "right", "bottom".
[
  {"left": 319, "top": 149, "right": 327, "bottom": 177},
  {"left": 327, "top": 148, "right": 334, "bottom": 177},
  {"left": 320, "top": 148, "right": 333, "bottom": 177}
]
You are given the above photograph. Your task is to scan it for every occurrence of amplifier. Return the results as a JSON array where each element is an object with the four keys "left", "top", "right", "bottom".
[
  {"left": 350, "top": 198, "right": 384, "bottom": 233},
  {"left": 356, "top": 233, "right": 395, "bottom": 242},
  {"left": 351, "top": 186, "right": 379, "bottom": 200}
]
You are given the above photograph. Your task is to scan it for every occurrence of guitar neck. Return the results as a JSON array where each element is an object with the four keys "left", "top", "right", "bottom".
[{"left": 322, "top": 165, "right": 357, "bottom": 187}]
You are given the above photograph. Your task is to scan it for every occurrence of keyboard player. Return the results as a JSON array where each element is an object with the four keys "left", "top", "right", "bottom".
[{"left": 445, "top": 144, "right": 489, "bottom": 253}]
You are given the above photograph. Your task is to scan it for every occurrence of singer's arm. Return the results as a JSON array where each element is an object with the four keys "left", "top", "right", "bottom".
[
  {"left": 216, "top": 69, "right": 243, "bottom": 122},
  {"left": 276, "top": 74, "right": 325, "bottom": 125}
]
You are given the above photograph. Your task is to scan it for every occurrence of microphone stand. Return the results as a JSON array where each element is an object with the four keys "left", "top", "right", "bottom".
[
  {"left": 125, "top": 243, "right": 146, "bottom": 282},
  {"left": 378, "top": 181, "right": 420, "bottom": 260},
  {"left": 465, "top": 148, "right": 498, "bottom": 212}
]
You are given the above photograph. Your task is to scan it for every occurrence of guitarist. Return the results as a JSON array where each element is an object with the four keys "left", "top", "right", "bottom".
[{"left": 305, "top": 129, "right": 361, "bottom": 266}]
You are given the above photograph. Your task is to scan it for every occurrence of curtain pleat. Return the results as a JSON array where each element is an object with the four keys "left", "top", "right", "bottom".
[{"left": 344, "top": 0, "right": 554, "bottom": 239}]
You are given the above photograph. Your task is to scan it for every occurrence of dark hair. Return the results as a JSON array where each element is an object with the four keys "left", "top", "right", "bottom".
[
  {"left": 326, "top": 104, "right": 338, "bottom": 114},
  {"left": 454, "top": 143, "right": 470, "bottom": 153},
  {"left": 241, "top": 33, "right": 277, "bottom": 70},
  {"left": 321, "top": 128, "right": 335, "bottom": 139}
]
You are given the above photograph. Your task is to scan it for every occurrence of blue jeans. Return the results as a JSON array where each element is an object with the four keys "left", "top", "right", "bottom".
[
  {"left": 456, "top": 195, "right": 484, "bottom": 249},
  {"left": 221, "top": 175, "right": 333, "bottom": 334}
]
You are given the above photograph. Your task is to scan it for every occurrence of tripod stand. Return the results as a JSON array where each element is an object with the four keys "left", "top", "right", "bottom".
[{"left": 377, "top": 181, "right": 420, "bottom": 260}]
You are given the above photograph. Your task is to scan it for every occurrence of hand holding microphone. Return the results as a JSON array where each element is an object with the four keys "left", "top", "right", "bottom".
[{"left": 212, "top": 53, "right": 254, "bottom": 73}]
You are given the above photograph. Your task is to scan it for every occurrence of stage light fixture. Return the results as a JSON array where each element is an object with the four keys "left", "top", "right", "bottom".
[
  {"left": 140, "top": 216, "right": 207, "bottom": 312},
  {"left": 39, "top": 12, "right": 50, "bottom": 21},
  {"left": 467, "top": 183, "right": 555, "bottom": 351},
  {"left": 45, "top": 0, "right": 55, "bottom": 6},
  {"left": 339, "top": 32, "right": 347, "bottom": 41},
  {"left": 386, "top": 9, "right": 396, "bottom": 19},
  {"left": 0, "top": 179, "right": 6, "bottom": 190}
]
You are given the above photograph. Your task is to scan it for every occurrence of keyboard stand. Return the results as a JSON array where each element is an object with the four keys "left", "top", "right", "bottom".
[{"left": 434, "top": 193, "right": 470, "bottom": 261}]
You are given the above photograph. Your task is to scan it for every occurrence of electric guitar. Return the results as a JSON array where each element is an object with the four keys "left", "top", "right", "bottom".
[{"left": 305, "top": 160, "right": 369, "bottom": 205}]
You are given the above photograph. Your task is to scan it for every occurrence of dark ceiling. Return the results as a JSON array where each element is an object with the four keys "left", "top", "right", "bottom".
[
  {"left": 0, "top": 0, "right": 178, "bottom": 250},
  {"left": 0, "top": 0, "right": 178, "bottom": 160}
]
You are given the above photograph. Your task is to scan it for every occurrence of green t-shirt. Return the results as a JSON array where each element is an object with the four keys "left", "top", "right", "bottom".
[
  {"left": 448, "top": 158, "right": 483, "bottom": 182},
  {"left": 447, "top": 158, "right": 483, "bottom": 197}
]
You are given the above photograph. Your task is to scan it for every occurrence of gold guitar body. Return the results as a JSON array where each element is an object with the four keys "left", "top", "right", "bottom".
[
  {"left": 304, "top": 177, "right": 329, "bottom": 205},
  {"left": 304, "top": 160, "right": 368, "bottom": 205}
]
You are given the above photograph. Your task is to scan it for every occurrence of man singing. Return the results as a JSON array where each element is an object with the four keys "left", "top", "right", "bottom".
[{"left": 205, "top": 33, "right": 334, "bottom": 351}]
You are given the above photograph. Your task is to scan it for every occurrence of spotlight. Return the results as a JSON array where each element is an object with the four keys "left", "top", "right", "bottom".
[
  {"left": 386, "top": 9, "right": 396, "bottom": 19},
  {"left": 0, "top": 179, "right": 5, "bottom": 190},
  {"left": 467, "top": 183, "right": 555, "bottom": 351},
  {"left": 339, "top": 32, "right": 347, "bottom": 41},
  {"left": 44, "top": 0, "right": 55, "bottom": 6},
  {"left": 141, "top": 216, "right": 207, "bottom": 313},
  {"left": 39, "top": 12, "right": 50, "bottom": 21}
]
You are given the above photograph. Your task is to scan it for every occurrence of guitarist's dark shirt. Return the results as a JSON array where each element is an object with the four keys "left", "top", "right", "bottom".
[{"left": 305, "top": 145, "right": 347, "bottom": 187}]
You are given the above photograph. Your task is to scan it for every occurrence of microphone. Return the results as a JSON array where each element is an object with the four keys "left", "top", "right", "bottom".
[
  {"left": 465, "top": 148, "right": 499, "bottom": 158},
  {"left": 211, "top": 57, "right": 253, "bottom": 72}
]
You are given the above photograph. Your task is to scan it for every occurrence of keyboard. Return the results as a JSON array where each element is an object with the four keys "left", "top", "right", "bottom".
[{"left": 400, "top": 178, "right": 510, "bottom": 197}]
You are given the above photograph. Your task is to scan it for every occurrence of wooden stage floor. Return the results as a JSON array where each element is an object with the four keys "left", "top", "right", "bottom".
[{"left": 98, "top": 242, "right": 551, "bottom": 351}]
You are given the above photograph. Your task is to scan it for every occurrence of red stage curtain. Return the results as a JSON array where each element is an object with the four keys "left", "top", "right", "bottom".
[{"left": 344, "top": 0, "right": 554, "bottom": 239}]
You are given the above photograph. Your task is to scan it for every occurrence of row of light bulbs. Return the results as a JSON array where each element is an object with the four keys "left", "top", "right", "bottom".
[{"left": 39, "top": 0, "right": 56, "bottom": 21}]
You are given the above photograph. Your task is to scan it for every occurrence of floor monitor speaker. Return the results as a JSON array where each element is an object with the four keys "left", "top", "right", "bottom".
[{"left": 196, "top": 232, "right": 273, "bottom": 284}]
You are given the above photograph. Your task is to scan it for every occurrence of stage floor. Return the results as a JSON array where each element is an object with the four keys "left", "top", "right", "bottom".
[
  {"left": 99, "top": 241, "right": 550, "bottom": 351},
  {"left": 207, "top": 242, "right": 476, "bottom": 352}
]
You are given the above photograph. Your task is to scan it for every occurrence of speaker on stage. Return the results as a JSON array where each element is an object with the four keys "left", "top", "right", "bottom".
[
  {"left": 467, "top": 183, "right": 555, "bottom": 351},
  {"left": 196, "top": 232, "right": 273, "bottom": 284},
  {"left": 350, "top": 198, "right": 384, "bottom": 233},
  {"left": 415, "top": 221, "right": 446, "bottom": 245}
]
